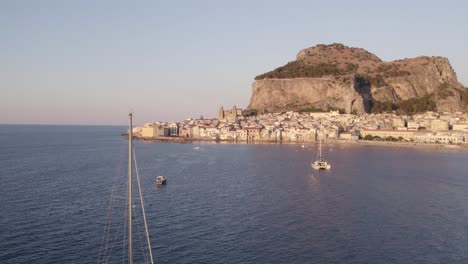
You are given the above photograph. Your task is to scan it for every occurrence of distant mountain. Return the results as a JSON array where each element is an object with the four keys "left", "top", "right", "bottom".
[{"left": 246, "top": 43, "right": 467, "bottom": 115}]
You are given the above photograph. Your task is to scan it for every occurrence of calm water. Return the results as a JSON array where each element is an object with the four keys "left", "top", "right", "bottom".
[{"left": 0, "top": 125, "right": 467, "bottom": 264}]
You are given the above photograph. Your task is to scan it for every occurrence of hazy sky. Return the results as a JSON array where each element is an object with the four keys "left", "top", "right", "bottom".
[{"left": 1, "top": 0, "right": 467, "bottom": 125}]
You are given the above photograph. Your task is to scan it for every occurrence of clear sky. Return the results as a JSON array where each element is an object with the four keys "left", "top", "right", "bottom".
[{"left": 1, "top": 0, "right": 467, "bottom": 125}]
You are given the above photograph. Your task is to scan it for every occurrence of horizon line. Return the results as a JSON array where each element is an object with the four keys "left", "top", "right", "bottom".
[{"left": 0, "top": 123, "right": 126, "bottom": 127}]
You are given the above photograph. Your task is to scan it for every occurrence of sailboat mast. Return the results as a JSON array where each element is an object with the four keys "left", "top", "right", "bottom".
[
  {"left": 319, "top": 138, "right": 322, "bottom": 158},
  {"left": 128, "top": 113, "right": 133, "bottom": 264}
]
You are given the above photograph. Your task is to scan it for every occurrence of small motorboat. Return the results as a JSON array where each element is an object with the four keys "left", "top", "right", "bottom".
[{"left": 156, "top": 176, "right": 167, "bottom": 185}]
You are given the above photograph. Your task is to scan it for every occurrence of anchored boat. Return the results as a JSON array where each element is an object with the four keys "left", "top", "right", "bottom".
[
  {"left": 311, "top": 139, "right": 331, "bottom": 170},
  {"left": 156, "top": 175, "right": 167, "bottom": 185}
]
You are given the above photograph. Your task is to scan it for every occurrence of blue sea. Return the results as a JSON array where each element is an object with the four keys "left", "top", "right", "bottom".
[{"left": 0, "top": 125, "right": 467, "bottom": 264}]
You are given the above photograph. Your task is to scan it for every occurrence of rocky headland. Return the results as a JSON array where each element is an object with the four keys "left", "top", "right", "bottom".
[{"left": 246, "top": 43, "right": 468, "bottom": 115}]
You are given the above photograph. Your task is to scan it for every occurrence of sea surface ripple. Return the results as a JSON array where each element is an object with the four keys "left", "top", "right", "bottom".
[{"left": 0, "top": 125, "right": 467, "bottom": 264}]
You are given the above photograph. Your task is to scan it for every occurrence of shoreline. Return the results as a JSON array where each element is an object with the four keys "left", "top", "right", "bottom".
[
  {"left": 128, "top": 135, "right": 468, "bottom": 151},
  {"left": 327, "top": 139, "right": 468, "bottom": 150}
]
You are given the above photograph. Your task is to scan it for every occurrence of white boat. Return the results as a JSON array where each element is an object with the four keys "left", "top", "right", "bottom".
[
  {"left": 156, "top": 175, "right": 167, "bottom": 185},
  {"left": 311, "top": 139, "right": 331, "bottom": 170}
]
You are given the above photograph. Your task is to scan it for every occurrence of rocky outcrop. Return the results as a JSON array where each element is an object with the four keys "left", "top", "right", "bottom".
[
  {"left": 247, "top": 43, "right": 466, "bottom": 113},
  {"left": 382, "top": 57, "right": 464, "bottom": 112},
  {"left": 249, "top": 77, "right": 367, "bottom": 114}
]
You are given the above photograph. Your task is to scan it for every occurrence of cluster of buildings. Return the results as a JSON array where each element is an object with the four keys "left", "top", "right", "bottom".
[{"left": 133, "top": 106, "right": 468, "bottom": 145}]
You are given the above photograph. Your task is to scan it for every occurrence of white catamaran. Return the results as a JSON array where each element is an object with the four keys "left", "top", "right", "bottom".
[{"left": 311, "top": 138, "right": 331, "bottom": 170}]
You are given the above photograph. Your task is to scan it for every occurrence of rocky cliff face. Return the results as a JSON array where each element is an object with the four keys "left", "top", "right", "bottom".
[
  {"left": 249, "top": 77, "right": 367, "bottom": 114},
  {"left": 381, "top": 57, "right": 464, "bottom": 112},
  {"left": 247, "top": 43, "right": 466, "bottom": 113}
]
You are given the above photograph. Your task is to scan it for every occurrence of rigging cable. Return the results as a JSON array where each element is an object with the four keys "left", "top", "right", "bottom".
[
  {"left": 122, "top": 180, "right": 128, "bottom": 264},
  {"left": 98, "top": 144, "right": 125, "bottom": 264},
  {"left": 133, "top": 202, "right": 150, "bottom": 264},
  {"left": 105, "top": 189, "right": 128, "bottom": 264},
  {"left": 133, "top": 148, "right": 155, "bottom": 264}
]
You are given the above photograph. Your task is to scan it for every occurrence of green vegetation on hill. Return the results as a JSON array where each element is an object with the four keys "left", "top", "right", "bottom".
[
  {"left": 242, "top": 109, "right": 258, "bottom": 116},
  {"left": 376, "top": 64, "right": 411, "bottom": 78},
  {"left": 370, "top": 100, "right": 397, "bottom": 113},
  {"left": 255, "top": 61, "right": 350, "bottom": 80},
  {"left": 398, "top": 95, "right": 437, "bottom": 115},
  {"left": 316, "top": 43, "right": 347, "bottom": 50},
  {"left": 297, "top": 107, "right": 323, "bottom": 113},
  {"left": 298, "top": 106, "right": 346, "bottom": 113},
  {"left": 463, "top": 88, "right": 468, "bottom": 108},
  {"left": 370, "top": 95, "right": 436, "bottom": 115},
  {"left": 436, "top": 82, "right": 455, "bottom": 99},
  {"left": 363, "top": 135, "right": 403, "bottom": 142}
]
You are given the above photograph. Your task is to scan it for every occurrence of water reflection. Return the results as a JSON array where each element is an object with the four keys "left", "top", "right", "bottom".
[{"left": 307, "top": 173, "right": 319, "bottom": 191}]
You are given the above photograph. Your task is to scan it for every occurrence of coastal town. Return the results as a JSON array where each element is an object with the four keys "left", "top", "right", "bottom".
[{"left": 132, "top": 106, "right": 468, "bottom": 146}]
